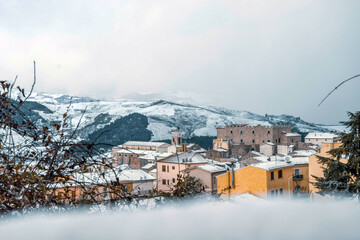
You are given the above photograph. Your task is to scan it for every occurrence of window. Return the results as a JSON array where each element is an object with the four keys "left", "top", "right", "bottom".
[
  {"left": 294, "top": 168, "right": 300, "bottom": 176},
  {"left": 268, "top": 139, "right": 270, "bottom": 142},
  {"left": 172, "top": 178, "right": 175, "bottom": 183},
  {"left": 240, "top": 130, "right": 243, "bottom": 134},
  {"left": 71, "top": 191, "right": 76, "bottom": 199},
  {"left": 167, "top": 166, "right": 169, "bottom": 172},
  {"left": 267, "top": 130, "right": 270, "bottom": 134},
  {"left": 270, "top": 171, "right": 274, "bottom": 180},
  {"left": 58, "top": 192, "right": 64, "bottom": 199},
  {"left": 278, "top": 138, "right": 281, "bottom": 143},
  {"left": 252, "top": 130, "right": 255, "bottom": 134},
  {"left": 240, "top": 139, "right": 243, "bottom": 143},
  {"left": 130, "top": 154, "right": 133, "bottom": 157},
  {"left": 278, "top": 170, "right": 283, "bottom": 179},
  {"left": 167, "top": 180, "right": 169, "bottom": 185},
  {"left": 230, "top": 130, "right": 233, "bottom": 134},
  {"left": 279, "top": 188, "right": 283, "bottom": 195},
  {"left": 252, "top": 139, "right": 255, "bottom": 143},
  {"left": 172, "top": 166, "right": 175, "bottom": 170},
  {"left": 262, "top": 140, "right": 265, "bottom": 143},
  {"left": 162, "top": 179, "right": 166, "bottom": 185},
  {"left": 125, "top": 154, "right": 127, "bottom": 157},
  {"left": 162, "top": 166, "right": 166, "bottom": 172}
]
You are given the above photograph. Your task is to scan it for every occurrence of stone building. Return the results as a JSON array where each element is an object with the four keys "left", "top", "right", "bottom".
[
  {"left": 217, "top": 124, "right": 294, "bottom": 145},
  {"left": 216, "top": 124, "right": 302, "bottom": 155}
]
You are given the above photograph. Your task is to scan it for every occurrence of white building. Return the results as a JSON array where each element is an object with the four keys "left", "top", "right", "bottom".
[{"left": 304, "top": 132, "right": 338, "bottom": 145}]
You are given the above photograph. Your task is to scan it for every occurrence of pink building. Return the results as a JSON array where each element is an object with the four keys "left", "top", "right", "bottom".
[{"left": 156, "top": 152, "right": 209, "bottom": 192}]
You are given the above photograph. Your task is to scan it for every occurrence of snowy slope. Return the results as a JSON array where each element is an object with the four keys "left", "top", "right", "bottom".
[{"left": 28, "top": 92, "right": 342, "bottom": 141}]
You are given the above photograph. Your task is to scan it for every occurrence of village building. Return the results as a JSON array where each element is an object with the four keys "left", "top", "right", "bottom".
[
  {"left": 216, "top": 124, "right": 300, "bottom": 146},
  {"left": 112, "top": 141, "right": 173, "bottom": 168},
  {"left": 52, "top": 165, "right": 155, "bottom": 202},
  {"left": 156, "top": 152, "right": 209, "bottom": 192},
  {"left": 206, "top": 148, "right": 230, "bottom": 161},
  {"left": 277, "top": 144, "right": 295, "bottom": 155},
  {"left": 184, "top": 163, "right": 227, "bottom": 194},
  {"left": 214, "top": 124, "right": 302, "bottom": 157},
  {"left": 308, "top": 142, "right": 346, "bottom": 196},
  {"left": 217, "top": 156, "right": 309, "bottom": 198},
  {"left": 259, "top": 142, "right": 276, "bottom": 156},
  {"left": 305, "top": 132, "right": 339, "bottom": 145}
]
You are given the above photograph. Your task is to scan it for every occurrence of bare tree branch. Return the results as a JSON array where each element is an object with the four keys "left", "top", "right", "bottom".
[{"left": 318, "top": 74, "right": 360, "bottom": 107}]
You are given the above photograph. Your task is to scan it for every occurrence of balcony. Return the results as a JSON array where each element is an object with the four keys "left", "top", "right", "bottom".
[{"left": 293, "top": 174, "right": 303, "bottom": 180}]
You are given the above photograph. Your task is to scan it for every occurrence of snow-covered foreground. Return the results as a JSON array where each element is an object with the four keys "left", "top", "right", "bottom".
[{"left": 1, "top": 198, "right": 359, "bottom": 240}]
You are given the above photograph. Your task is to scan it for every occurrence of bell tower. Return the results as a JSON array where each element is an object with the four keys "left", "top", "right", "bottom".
[{"left": 171, "top": 128, "right": 182, "bottom": 146}]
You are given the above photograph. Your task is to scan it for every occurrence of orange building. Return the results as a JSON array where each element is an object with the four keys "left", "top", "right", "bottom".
[{"left": 217, "top": 158, "right": 309, "bottom": 198}]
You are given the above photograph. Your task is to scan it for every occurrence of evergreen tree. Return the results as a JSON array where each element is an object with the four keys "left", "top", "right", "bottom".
[
  {"left": 172, "top": 173, "right": 204, "bottom": 198},
  {"left": 314, "top": 111, "right": 360, "bottom": 198}
]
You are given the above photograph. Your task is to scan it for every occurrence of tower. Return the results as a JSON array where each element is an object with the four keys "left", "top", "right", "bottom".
[{"left": 171, "top": 129, "right": 182, "bottom": 146}]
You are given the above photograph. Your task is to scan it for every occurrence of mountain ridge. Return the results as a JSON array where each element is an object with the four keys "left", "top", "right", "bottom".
[{"left": 25, "top": 92, "right": 344, "bottom": 142}]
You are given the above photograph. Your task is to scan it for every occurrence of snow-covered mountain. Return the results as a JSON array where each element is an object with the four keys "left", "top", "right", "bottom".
[{"left": 27, "top": 92, "right": 343, "bottom": 141}]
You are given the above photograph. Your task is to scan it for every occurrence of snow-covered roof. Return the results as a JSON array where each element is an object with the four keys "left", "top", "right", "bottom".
[
  {"left": 186, "top": 143, "right": 195, "bottom": 149},
  {"left": 261, "top": 142, "right": 275, "bottom": 146},
  {"left": 305, "top": 132, "right": 338, "bottom": 139},
  {"left": 159, "top": 151, "right": 209, "bottom": 164},
  {"left": 141, "top": 163, "right": 156, "bottom": 170},
  {"left": 252, "top": 156, "right": 309, "bottom": 171},
  {"left": 116, "top": 149, "right": 173, "bottom": 160},
  {"left": 291, "top": 150, "right": 317, "bottom": 157},
  {"left": 196, "top": 164, "right": 227, "bottom": 173},
  {"left": 73, "top": 166, "right": 155, "bottom": 185},
  {"left": 214, "top": 148, "right": 229, "bottom": 152},
  {"left": 286, "top": 132, "right": 301, "bottom": 137},
  {"left": 122, "top": 141, "right": 169, "bottom": 148}
]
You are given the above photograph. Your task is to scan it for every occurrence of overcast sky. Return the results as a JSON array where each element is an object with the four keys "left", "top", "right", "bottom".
[{"left": 0, "top": 0, "right": 359, "bottom": 124}]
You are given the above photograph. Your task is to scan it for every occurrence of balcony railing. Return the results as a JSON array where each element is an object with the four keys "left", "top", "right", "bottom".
[{"left": 293, "top": 174, "right": 303, "bottom": 180}]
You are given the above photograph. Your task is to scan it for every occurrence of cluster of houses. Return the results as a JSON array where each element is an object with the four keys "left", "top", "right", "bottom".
[{"left": 54, "top": 125, "right": 341, "bottom": 201}]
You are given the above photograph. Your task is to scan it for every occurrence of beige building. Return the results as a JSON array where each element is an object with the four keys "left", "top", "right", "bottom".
[
  {"left": 259, "top": 142, "right": 276, "bottom": 156},
  {"left": 277, "top": 144, "right": 295, "bottom": 155},
  {"left": 185, "top": 164, "right": 227, "bottom": 194},
  {"left": 308, "top": 142, "right": 345, "bottom": 196}
]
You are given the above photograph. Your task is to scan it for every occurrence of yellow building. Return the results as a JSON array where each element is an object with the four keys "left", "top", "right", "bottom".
[
  {"left": 217, "top": 158, "right": 309, "bottom": 198},
  {"left": 309, "top": 142, "right": 346, "bottom": 196}
]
